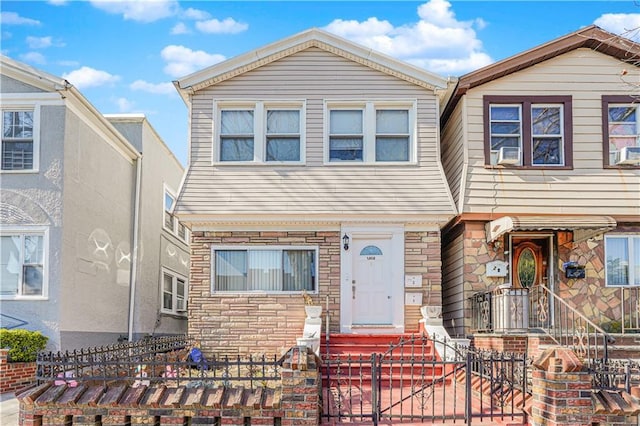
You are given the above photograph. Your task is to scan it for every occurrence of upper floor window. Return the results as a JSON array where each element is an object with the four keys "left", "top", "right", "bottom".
[
  {"left": 2, "top": 109, "right": 37, "bottom": 171},
  {"left": 602, "top": 96, "right": 640, "bottom": 167},
  {"left": 0, "top": 228, "right": 47, "bottom": 299},
  {"left": 484, "top": 96, "right": 572, "bottom": 168},
  {"left": 215, "top": 101, "right": 304, "bottom": 164},
  {"left": 605, "top": 235, "right": 639, "bottom": 286},
  {"left": 161, "top": 268, "right": 187, "bottom": 316},
  {"left": 164, "top": 187, "right": 188, "bottom": 243},
  {"left": 326, "top": 101, "right": 415, "bottom": 164},
  {"left": 212, "top": 246, "right": 317, "bottom": 293}
]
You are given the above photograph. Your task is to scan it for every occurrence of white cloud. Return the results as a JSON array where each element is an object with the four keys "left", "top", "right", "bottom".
[
  {"left": 48, "top": 0, "right": 68, "bottom": 5},
  {"left": 116, "top": 97, "right": 135, "bottom": 112},
  {"left": 89, "top": 0, "right": 179, "bottom": 23},
  {"left": 195, "top": 18, "right": 248, "bottom": 34},
  {"left": 62, "top": 66, "right": 120, "bottom": 89},
  {"left": 57, "top": 60, "right": 79, "bottom": 67},
  {"left": 323, "top": 0, "right": 492, "bottom": 75},
  {"left": 161, "top": 45, "right": 225, "bottom": 77},
  {"left": 171, "top": 22, "right": 190, "bottom": 35},
  {"left": 0, "top": 12, "right": 41, "bottom": 26},
  {"left": 182, "top": 7, "right": 210, "bottom": 20},
  {"left": 130, "top": 80, "right": 175, "bottom": 95},
  {"left": 26, "top": 36, "right": 52, "bottom": 49},
  {"left": 594, "top": 13, "right": 640, "bottom": 41},
  {"left": 19, "top": 52, "right": 47, "bottom": 65}
]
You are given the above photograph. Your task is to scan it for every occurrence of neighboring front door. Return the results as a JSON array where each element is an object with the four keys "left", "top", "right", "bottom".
[
  {"left": 512, "top": 240, "right": 547, "bottom": 289},
  {"left": 351, "top": 237, "right": 393, "bottom": 325}
]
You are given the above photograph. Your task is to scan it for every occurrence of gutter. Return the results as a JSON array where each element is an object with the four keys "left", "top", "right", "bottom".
[{"left": 128, "top": 154, "right": 143, "bottom": 342}]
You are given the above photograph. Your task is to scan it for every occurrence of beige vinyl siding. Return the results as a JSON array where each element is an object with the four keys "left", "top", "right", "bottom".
[
  {"left": 461, "top": 48, "right": 640, "bottom": 215},
  {"left": 179, "top": 47, "right": 455, "bottom": 218},
  {"left": 440, "top": 100, "right": 466, "bottom": 212},
  {"left": 442, "top": 230, "right": 464, "bottom": 337}
]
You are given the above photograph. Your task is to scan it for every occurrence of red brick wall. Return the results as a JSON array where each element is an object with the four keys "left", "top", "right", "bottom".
[
  {"left": 0, "top": 349, "right": 37, "bottom": 393},
  {"left": 472, "top": 335, "right": 528, "bottom": 354}
]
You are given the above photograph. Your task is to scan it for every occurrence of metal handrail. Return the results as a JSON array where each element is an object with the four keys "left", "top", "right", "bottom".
[
  {"left": 529, "top": 283, "right": 614, "bottom": 363},
  {"left": 621, "top": 286, "right": 640, "bottom": 334}
]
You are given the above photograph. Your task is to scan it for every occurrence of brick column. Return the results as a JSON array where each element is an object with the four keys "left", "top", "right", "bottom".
[
  {"left": 280, "top": 346, "right": 320, "bottom": 426},
  {"left": 530, "top": 347, "right": 592, "bottom": 426},
  {"left": 0, "top": 348, "right": 38, "bottom": 393}
]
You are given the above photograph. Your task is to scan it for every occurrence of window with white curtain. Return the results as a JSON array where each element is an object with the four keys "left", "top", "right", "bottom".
[
  {"left": 326, "top": 101, "right": 415, "bottom": 163},
  {"left": 213, "top": 246, "right": 317, "bottom": 293},
  {"left": 216, "top": 101, "right": 304, "bottom": 163},
  {"left": 605, "top": 235, "right": 640, "bottom": 286},
  {"left": 0, "top": 229, "right": 47, "bottom": 298}
]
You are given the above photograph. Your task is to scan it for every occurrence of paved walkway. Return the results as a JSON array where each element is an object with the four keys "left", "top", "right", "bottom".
[{"left": 1, "top": 392, "right": 18, "bottom": 425}]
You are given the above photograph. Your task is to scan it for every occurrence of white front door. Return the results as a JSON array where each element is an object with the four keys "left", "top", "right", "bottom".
[
  {"left": 340, "top": 225, "right": 404, "bottom": 333},
  {"left": 352, "top": 237, "right": 393, "bottom": 325}
]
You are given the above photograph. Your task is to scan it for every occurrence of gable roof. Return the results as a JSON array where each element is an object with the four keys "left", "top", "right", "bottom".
[
  {"left": 174, "top": 27, "right": 450, "bottom": 103},
  {"left": 1, "top": 55, "right": 140, "bottom": 161},
  {"left": 442, "top": 25, "right": 640, "bottom": 121}
]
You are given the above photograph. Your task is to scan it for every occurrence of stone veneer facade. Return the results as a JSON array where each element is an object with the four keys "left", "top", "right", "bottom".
[
  {"left": 458, "top": 222, "right": 634, "bottom": 335},
  {"left": 188, "top": 229, "right": 442, "bottom": 357}
]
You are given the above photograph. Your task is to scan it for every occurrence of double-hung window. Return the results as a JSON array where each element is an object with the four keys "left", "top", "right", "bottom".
[
  {"left": 161, "top": 268, "right": 187, "bottom": 316},
  {"left": 484, "top": 96, "right": 572, "bottom": 168},
  {"left": 0, "top": 228, "right": 47, "bottom": 298},
  {"left": 602, "top": 96, "right": 640, "bottom": 167},
  {"left": 326, "top": 101, "right": 415, "bottom": 163},
  {"left": 2, "top": 109, "right": 37, "bottom": 171},
  {"left": 213, "top": 246, "right": 317, "bottom": 293},
  {"left": 163, "top": 186, "right": 188, "bottom": 243},
  {"left": 216, "top": 101, "right": 304, "bottom": 163},
  {"left": 605, "top": 235, "right": 640, "bottom": 286}
]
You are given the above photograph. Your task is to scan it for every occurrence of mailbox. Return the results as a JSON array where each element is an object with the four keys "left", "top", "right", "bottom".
[{"left": 563, "top": 262, "right": 585, "bottom": 279}]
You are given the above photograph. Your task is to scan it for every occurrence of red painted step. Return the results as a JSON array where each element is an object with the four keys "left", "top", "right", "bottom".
[{"left": 320, "top": 333, "right": 451, "bottom": 387}]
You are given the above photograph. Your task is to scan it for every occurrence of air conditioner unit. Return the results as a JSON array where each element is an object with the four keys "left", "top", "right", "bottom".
[
  {"left": 616, "top": 146, "right": 640, "bottom": 165},
  {"left": 497, "top": 146, "right": 520, "bottom": 165}
]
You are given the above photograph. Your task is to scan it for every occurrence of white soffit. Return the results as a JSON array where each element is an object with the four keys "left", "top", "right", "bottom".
[{"left": 485, "top": 216, "right": 617, "bottom": 243}]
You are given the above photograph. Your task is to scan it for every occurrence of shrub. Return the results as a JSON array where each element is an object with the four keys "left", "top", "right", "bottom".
[{"left": 0, "top": 329, "right": 48, "bottom": 362}]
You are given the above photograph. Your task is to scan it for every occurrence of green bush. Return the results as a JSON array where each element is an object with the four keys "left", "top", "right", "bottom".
[{"left": 0, "top": 329, "right": 48, "bottom": 362}]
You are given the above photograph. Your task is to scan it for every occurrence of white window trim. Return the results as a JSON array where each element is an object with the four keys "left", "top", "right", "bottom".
[
  {"left": 323, "top": 100, "right": 417, "bottom": 165},
  {"left": 160, "top": 267, "right": 188, "bottom": 316},
  {"left": 162, "top": 184, "right": 189, "bottom": 243},
  {"left": 212, "top": 100, "right": 306, "bottom": 165},
  {"left": 163, "top": 184, "right": 177, "bottom": 234},
  {"left": 530, "top": 103, "right": 565, "bottom": 167},
  {"left": 210, "top": 245, "right": 319, "bottom": 295},
  {"left": 1, "top": 104, "right": 41, "bottom": 173},
  {"left": 605, "top": 234, "right": 639, "bottom": 287},
  {"left": 0, "top": 225, "right": 49, "bottom": 300}
]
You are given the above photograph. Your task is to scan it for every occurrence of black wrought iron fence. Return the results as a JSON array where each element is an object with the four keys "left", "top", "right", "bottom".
[
  {"left": 36, "top": 335, "right": 281, "bottom": 389},
  {"left": 589, "top": 359, "right": 640, "bottom": 393}
]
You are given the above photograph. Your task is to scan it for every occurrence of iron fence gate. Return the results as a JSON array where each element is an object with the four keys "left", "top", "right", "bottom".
[{"left": 321, "top": 335, "right": 528, "bottom": 425}]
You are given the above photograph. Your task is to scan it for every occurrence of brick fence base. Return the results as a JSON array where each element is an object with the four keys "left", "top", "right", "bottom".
[
  {"left": 17, "top": 346, "right": 320, "bottom": 426},
  {"left": 0, "top": 349, "right": 37, "bottom": 393}
]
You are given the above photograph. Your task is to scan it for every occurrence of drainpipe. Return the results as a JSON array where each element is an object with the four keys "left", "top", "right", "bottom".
[{"left": 128, "top": 155, "right": 143, "bottom": 342}]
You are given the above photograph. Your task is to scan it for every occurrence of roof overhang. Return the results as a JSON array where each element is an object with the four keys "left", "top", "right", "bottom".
[
  {"left": 174, "top": 28, "right": 449, "bottom": 104},
  {"left": 485, "top": 215, "right": 617, "bottom": 243}
]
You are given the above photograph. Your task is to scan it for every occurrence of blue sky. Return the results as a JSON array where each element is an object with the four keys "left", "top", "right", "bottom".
[{"left": 2, "top": 1, "right": 639, "bottom": 166}]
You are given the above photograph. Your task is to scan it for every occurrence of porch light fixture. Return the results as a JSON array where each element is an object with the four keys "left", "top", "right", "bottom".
[{"left": 342, "top": 234, "right": 350, "bottom": 251}]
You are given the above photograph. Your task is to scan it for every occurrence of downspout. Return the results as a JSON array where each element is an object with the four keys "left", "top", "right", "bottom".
[{"left": 128, "top": 154, "right": 143, "bottom": 342}]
